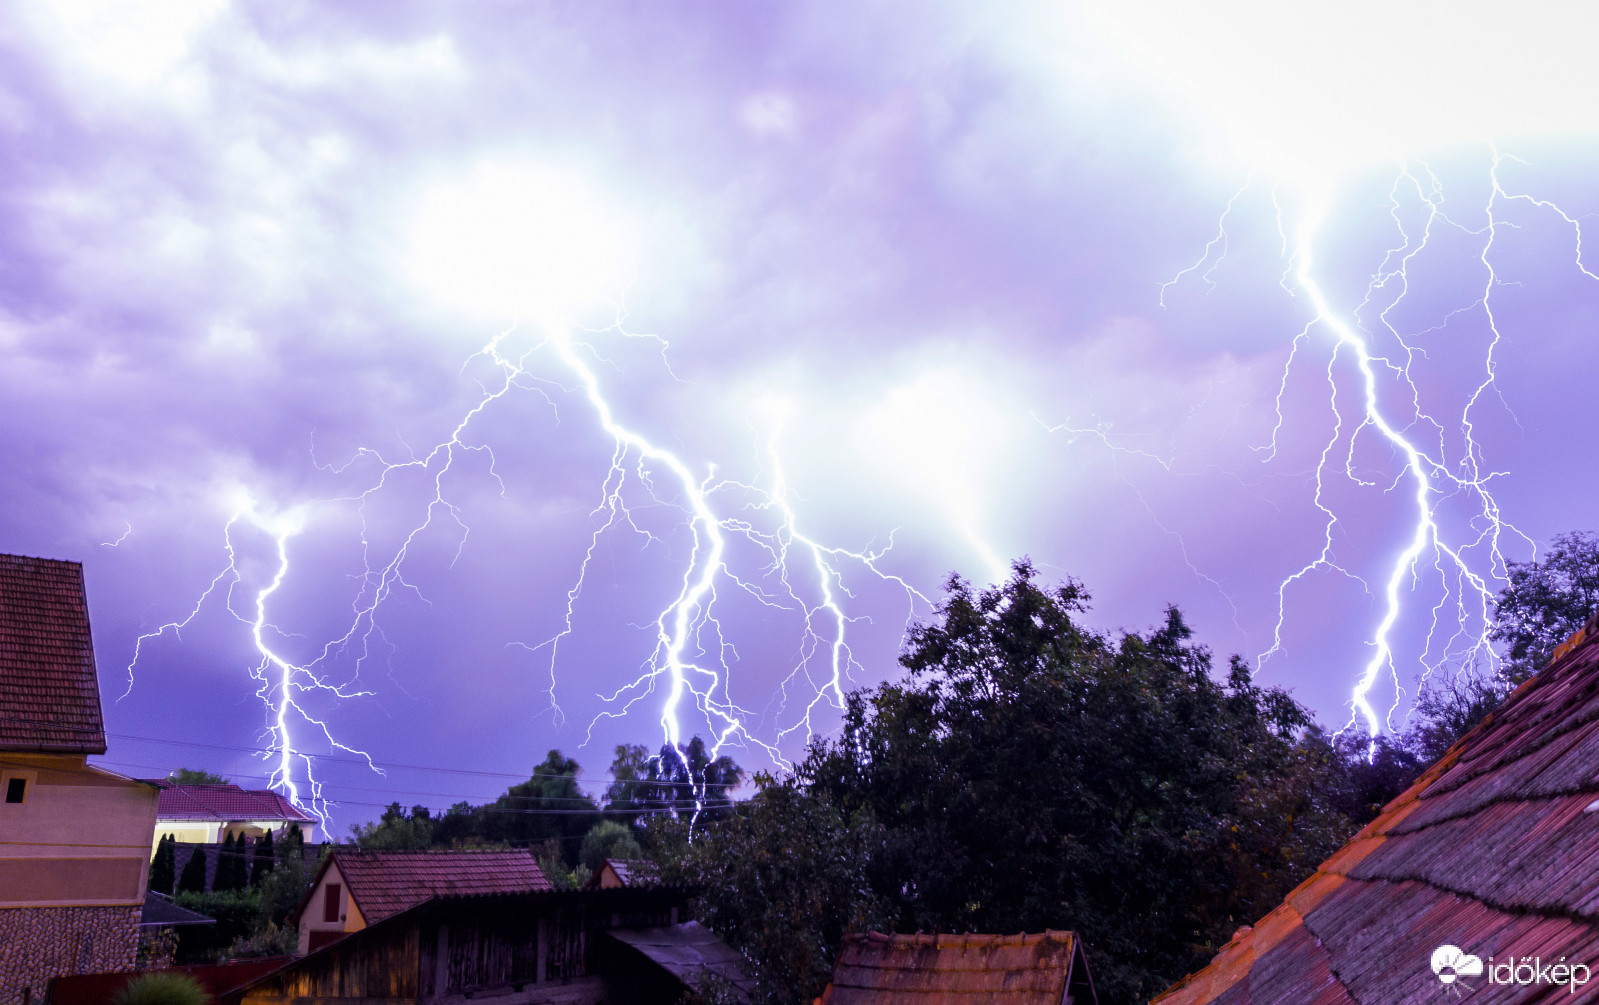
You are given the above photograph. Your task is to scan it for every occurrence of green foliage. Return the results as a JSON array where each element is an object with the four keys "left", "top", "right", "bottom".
[
  {"left": 1404, "top": 669, "right": 1511, "bottom": 762},
  {"left": 256, "top": 834, "right": 317, "bottom": 928},
  {"left": 168, "top": 768, "right": 230, "bottom": 785},
  {"left": 172, "top": 888, "right": 262, "bottom": 963},
  {"left": 176, "top": 845, "right": 208, "bottom": 893},
  {"left": 111, "top": 971, "right": 210, "bottom": 1005},
  {"left": 250, "top": 829, "right": 275, "bottom": 887},
  {"left": 1493, "top": 531, "right": 1599, "bottom": 683},
  {"left": 226, "top": 922, "right": 299, "bottom": 959},
  {"left": 351, "top": 803, "right": 437, "bottom": 850},
  {"left": 678, "top": 776, "right": 890, "bottom": 1005},
  {"left": 579, "top": 820, "right": 644, "bottom": 873},
  {"left": 480, "top": 750, "right": 598, "bottom": 859},
  {"left": 149, "top": 834, "right": 176, "bottom": 896},
  {"left": 606, "top": 738, "right": 743, "bottom": 822},
  {"left": 686, "top": 562, "right": 1370, "bottom": 1005}
]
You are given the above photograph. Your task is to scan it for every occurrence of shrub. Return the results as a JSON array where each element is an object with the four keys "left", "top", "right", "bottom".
[{"left": 110, "top": 972, "right": 210, "bottom": 1005}]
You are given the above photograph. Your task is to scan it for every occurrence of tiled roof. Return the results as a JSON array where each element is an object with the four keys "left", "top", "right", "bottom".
[
  {"left": 593, "top": 857, "right": 659, "bottom": 888},
  {"left": 1156, "top": 615, "right": 1599, "bottom": 1005},
  {"left": 318, "top": 849, "right": 553, "bottom": 924},
  {"left": 0, "top": 553, "right": 106, "bottom": 753},
  {"left": 149, "top": 781, "right": 317, "bottom": 822},
  {"left": 816, "top": 931, "right": 1094, "bottom": 1005}
]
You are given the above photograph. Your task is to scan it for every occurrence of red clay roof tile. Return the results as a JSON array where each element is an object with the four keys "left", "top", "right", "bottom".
[
  {"left": 148, "top": 781, "right": 317, "bottom": 823},
  {"left": 0, "top": 553, "right": 106, "bottom": 753},
  {"left": 320, "top": 849, "right": 553, "bottom": 924},
  {"left": 1156, "top": 620, "right": 1599, "bottom": 1004}
]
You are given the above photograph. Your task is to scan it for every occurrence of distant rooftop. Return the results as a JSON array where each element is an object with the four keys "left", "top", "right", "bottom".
[
  {"left": 147, "top": 780, "right": 317, "bottom": 823},
  {"left": 817, "top": 930, "right": 1095, "bottom": 1004},
  {"left": 310, "top": 849, "right": 554, "bottom": 925},
  {"left": 0, "top": 553, "right": 106, "bottom": 754}
]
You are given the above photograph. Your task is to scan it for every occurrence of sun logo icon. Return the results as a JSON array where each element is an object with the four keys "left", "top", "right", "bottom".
[{"left": 1432, "top": 944, "right": 1484, "bottom": 993}]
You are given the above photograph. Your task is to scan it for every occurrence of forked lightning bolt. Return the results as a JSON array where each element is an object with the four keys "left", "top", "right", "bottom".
[
  {"left": 125, "top": 319, "right": 925, "bottom": 818},
  {"left": 1052, "top": 148, "right": 1590, "bottom": 746}
]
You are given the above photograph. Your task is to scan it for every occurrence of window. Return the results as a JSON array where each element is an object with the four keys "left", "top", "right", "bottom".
[
  {"left": 4, "top": 777, "right": 23, "bottom": 803},
  {"left": 323, "top": 882, "right": 341, "bottom": 923}
]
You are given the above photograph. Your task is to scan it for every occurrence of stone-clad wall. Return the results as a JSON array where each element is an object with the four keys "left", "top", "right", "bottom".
[{"left": 0, "top": 906, "right": 139, "bottom": 1005}]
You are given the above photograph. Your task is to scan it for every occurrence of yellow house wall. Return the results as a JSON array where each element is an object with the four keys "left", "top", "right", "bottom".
[
  {"left": 152, "top": 818, "right": 317, "bottom": 851},
  {"left": 294, "top": 862, "right": 365, "bottom": 955},
  {"left": 0, "top": 754, "right": 159, "bottom": 907}
]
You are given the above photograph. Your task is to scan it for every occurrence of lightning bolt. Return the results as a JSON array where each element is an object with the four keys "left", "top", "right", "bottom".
[
  {"left": 125, "top": 315, "right": 927, "bottom": 818},
  {"left": 1055, "top": 145, "right": 1590, "bottom": 751}
]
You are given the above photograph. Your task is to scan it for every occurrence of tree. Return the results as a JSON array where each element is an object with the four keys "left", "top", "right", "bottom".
[
  {"left": 696, "top": 562, "right": 1354, "bottom": 1005},
  {"left": 177, "top": 845, "right": 208, "bottom": 893},
  {"left": 168, "top": 768, "right": 229, "bottom": 785},
  {"left": 479, "top": 750, "right": 597, "bottom": 859},
  {"left": 676, "top": 776, "right": 891, "bottom": 1005},
  {"left": 579, "top": 820, "right": 643, "bottom": 872},
  {"left": 1493, "top": 531, "right": 1599, "bottom": 683},
  {"left": 250, "top": 828, "right": 275, "bottom": 887},
  {"left": 213, "top": 833, "right": 244, "bottom": 891},
  {"left": 149, "top": 834, "right": 176, "bottom": 896},
  {"left": 351, "top": 803, "right": 436, "bottom": 850},
  {"left": 605, "top": 738, "right": 743, "bottom": 821}
]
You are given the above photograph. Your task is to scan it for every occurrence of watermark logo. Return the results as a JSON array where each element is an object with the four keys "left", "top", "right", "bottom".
[
  {"left": 1432, "top": 945, "right": 1482, "bottom": 986},
  {"left": 1431, "top": 944, "right": 1590, "bottom": 995}
]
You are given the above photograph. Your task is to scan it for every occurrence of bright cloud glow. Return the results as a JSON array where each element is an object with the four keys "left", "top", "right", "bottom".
[
  {"left": 1082, "top": 0, "right": 1599, "bottom": 179},
  {"left": 408, "top": 164, "right": 637, "bottom": 323}
]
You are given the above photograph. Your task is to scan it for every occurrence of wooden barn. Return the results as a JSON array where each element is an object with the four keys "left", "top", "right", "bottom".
[{"left": 224, "top": 884, "right": 734, "bottom": 1005}]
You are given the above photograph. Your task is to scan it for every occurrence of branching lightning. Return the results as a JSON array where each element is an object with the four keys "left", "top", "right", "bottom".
[
  {"left": 1056, "top": 147, "right": 1594, "bottom": 747},
  {"left": 125, "top": 315, "right": 927, "bottom": 818}
]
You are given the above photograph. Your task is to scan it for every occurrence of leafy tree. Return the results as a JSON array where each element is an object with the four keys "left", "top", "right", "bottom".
[
  {"left": 149, "top": 834, "right": 176, "bottom": 896},
  {"left": 694, "top": 562, "right": 1353, "bottom": 1005},
  {"left": 250, "top": 829, "right": 275, "bottom": 887},
  {"left": 579, "top": 820, "right": 644, "bottom": 872},
  {"left": 1493, "top": 531, "right": 1599, "bottom": 682},
  {"left": 605, "top": 738, "right": 743, "bottom": 821},
  {"left": 675, "top": 776, "right": 891, "bottom": 1005},
  {"left": 351, "top": 803, "right": 436, "bottom": 850},
  {"left": 479, "top": 750, "right": 597, "bottom": 861},
  {"left": 177, "top": 845, "right": 208, "bottom": 893},
  {"left": 171, "top": 888, "right": 261, "bottom": 963},
  {"left": 1403, "top": 669, "right": 1511, "bottom": 762},
  {"left": 168, "top": 768, "right": 229, "bottom": 785}
]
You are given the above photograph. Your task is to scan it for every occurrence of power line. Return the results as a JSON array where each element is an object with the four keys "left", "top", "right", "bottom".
[{"left": 97, "top": 729, "right": 744, "bottom": 789}]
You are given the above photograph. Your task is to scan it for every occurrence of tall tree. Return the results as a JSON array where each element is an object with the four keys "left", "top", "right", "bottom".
[
  {"left": 214, "top": 833, "right": 242, "bottom": 891},
  {"left": 1493, "top": 530, "right": 1599, "bottom": 682},
  {"left": 479, "top": 750, "right": 597, "bottom": 860},
  {"left": 149, "top": 834, "right": 176, "bottom": 895},
  {"left": 250, "top": 829, "right": 275, "bottom": 887},
  {"left": 605, "top": 738, "right": 742, "bottom": 820},
  {"left": 691, "top": 562, "right": 1352, "bottom": 1005},
  {"left": 176, "top": 845, "right": 208, "bottom": 893}
]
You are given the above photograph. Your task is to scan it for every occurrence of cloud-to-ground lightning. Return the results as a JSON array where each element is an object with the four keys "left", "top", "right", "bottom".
[{"left": 125, "top": 307, "right": 929, "bottom": 819}]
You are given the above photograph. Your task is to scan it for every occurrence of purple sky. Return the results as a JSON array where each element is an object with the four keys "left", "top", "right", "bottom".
[{"left": 4, "top": 2, "right": 1598, "bottom": 827}]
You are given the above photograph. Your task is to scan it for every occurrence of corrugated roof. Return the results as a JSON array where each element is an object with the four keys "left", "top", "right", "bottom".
[
  {"left": 1157, "top": 615, "right": 1599, "bottom": 1005},
  {"left": 816, "top": 930, "right": 1092, "bottom": 1005},
  {"left": 313, "top": 849, "right": 553, "bottom": 924},
  {"left": 149, "top": 781, "right": 317, "bottom": 822},
  {"left": 0, "top": 553, "right": 106, "bottom": 753},
  {"left": 609, "top": 921, "right": 756, "bottom": 1001}
]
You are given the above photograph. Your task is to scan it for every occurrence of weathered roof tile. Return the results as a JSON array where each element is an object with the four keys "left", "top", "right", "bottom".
[{"left": 0, "top": 553, "right": 106, "bottom": 753}]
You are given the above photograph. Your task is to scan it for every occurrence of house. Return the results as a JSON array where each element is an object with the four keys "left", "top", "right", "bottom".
[
  {"left": 146, "top": 781, "right": 317, "bottom": 848},
  {"left": 0, "top": 554, "right": 160, "bottom": 1005},
  {"left": 293, "top": 849, "right": 553, "bottom": 954},
  {"left": 813, "top": 930, "right": 1097, "bottom": 1004},
  {"left": 1156, "top": 611, "right": 1599, "bottom": 1004},
  {"left": 587, "top": 857, "right": 658, "bottom": 890},
  {"left": 227, "top": 884, "right": 710, "bottom": 1005}
]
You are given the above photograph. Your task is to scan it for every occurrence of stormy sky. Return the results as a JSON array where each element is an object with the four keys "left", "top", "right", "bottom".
[{"left": 4, "top": 1, "right": 1597, "bottom": 823}]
